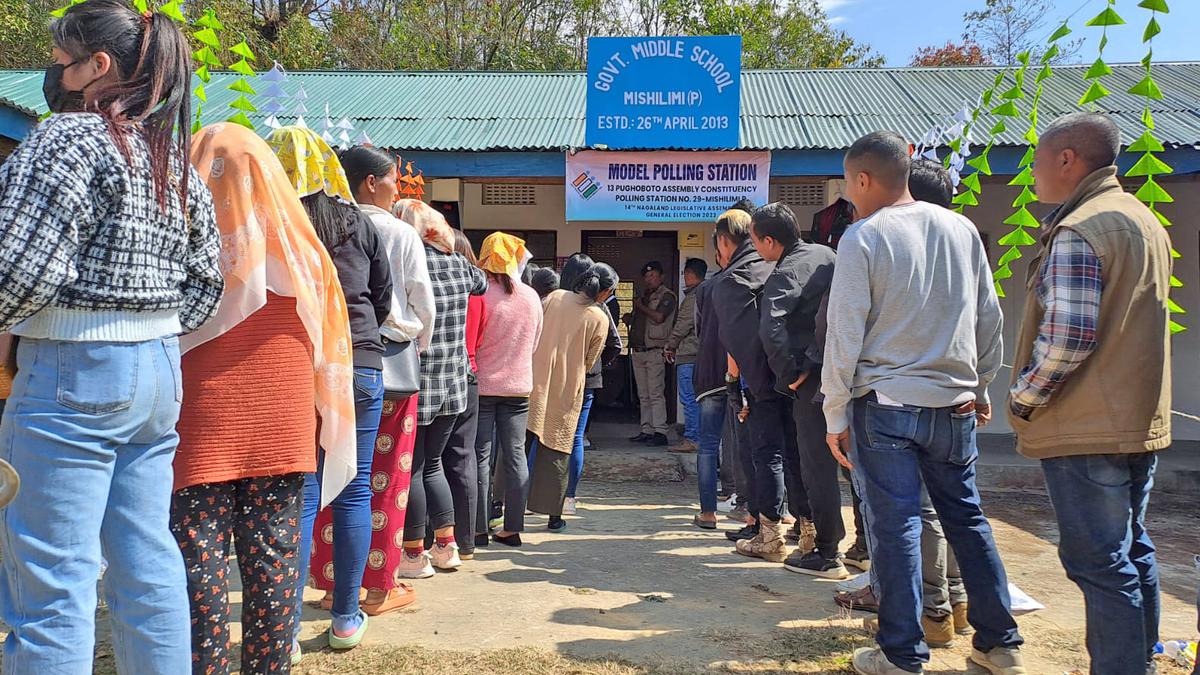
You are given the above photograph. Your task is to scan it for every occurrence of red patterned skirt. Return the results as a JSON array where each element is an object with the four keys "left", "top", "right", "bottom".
[{"left": 311, "top": 393, "right": 417, "bottom": 592}]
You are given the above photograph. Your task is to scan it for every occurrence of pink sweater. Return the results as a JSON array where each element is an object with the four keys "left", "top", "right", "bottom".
[{"left": 475, "top": 280, "right": 544, "bottom": 397}]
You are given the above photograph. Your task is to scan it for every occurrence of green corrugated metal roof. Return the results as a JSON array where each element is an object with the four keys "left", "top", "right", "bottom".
[{"left": 2, "top": 64, "right": 1199, "bottom": 151}]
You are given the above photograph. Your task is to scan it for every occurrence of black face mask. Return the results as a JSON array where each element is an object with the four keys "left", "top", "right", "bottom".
[{"left": 43, "top": 61, "right": 88, "bottom": 114}]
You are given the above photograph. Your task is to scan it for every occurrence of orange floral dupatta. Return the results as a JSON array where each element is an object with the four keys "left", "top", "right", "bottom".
[{"left": 187, "top": 123, "right": 358, "bottom": 508}]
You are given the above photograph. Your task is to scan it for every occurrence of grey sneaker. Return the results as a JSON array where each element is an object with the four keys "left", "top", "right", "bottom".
[
  {"left": 852, "top": 647, "right": 922, "bottom": 675},
  {"left": 969, "top": 647, "right": 1026, "bottom": 675}
]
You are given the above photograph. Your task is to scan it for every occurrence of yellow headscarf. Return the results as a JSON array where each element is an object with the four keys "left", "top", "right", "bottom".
[
  {"left": 189, "top": 123, "right": 358, "bottom": 509},
  {"left": 478, "top": 232, "right": 530, "bottom": 278},
  {"left": 266, "top": 125, "right": 355, "bottom": 204}
]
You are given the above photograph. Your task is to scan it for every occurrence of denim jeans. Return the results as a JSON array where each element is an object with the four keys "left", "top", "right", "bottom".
[
  {"left": 0, "top": 337, "right": 191, "bottom": 675},
  {"left": 697, "top": 393, "right": 726, "bottom": 513},
  {"left": 850, "top": 394, "right": 1021, "bottom": 672},
  {"left": 744, "top": 392, "right": 804, "bottom": 523},
  {"left": 297, "top": 367, "right": 384, "bottom": 628},
  {"left": 1042, "top": 453, "right": 1160, "bottom": 675},
  {"left": 477, "top": 396, "right": 531, "bottom": 533},
  {"left": 566, "top": 389, "right": 595, "bottom": 499},
  {"left": 677, "top": 363, "right": 699, "bottom": 443}
]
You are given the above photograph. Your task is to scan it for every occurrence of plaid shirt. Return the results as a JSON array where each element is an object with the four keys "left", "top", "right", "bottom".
[
  {"left": 418, "top": 245, "right": 487, "bottom": 425},
  {"left": 1009, "top": 229, "right": 1102, "bottom": 419}
]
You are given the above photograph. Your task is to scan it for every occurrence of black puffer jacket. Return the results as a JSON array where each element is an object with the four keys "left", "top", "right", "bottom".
[
  {"left": 759, "top": 241, "right": 836, "bottom": 397},
  {"left": 692, "top": 278, "right": 726, "bottom": 401},
  {"left": 711, "top": 240, "right": 777, "bottom": 400}
]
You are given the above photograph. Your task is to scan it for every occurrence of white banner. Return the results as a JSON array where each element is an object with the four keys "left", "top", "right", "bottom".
[{"left": 566, "top": 150, "right": 771, "bottom": 222}]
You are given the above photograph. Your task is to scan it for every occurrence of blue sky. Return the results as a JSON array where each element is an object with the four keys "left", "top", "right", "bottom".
[{"left": 818, "top": 0, "right": 1199, "bottom": 66}]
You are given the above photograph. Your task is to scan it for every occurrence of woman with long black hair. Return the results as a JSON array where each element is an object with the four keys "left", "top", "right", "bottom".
[
  {"left": 269, "top": 126, "right": 393, "bottom": 655},
  {"left": 0, "top": 1, "right": 223, "bottom": 671}
]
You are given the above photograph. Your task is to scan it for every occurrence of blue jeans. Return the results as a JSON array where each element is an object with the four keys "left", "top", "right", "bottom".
[
  {"left": 697, "top": 393, "right": 726, "bottom": 513},
  {"left": 1042, "top": 453, "right": 1159, "bottom": 675},
  {"left": 296, "top": 367, "right": 384, "bottom": 629},
  {"left": 850, "top": 395, "right": 1021, "bottom": 672},
  {"left": 676, "top": 363, "right": 699, "bottom": 443},
  {"left": 0, "top": 337, "right": 191, "bottom": 674},
  {"left": 565, "top": 389, "right": 595, "bottom": 499}
]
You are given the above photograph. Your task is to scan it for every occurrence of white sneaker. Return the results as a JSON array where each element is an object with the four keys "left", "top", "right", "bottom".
[
  {"left": 836, "top": 571, "right": 871, "bottom": 593},
  {"left": 716, "top": 493, "right": 737, "bottom": 513},
  {"left": 562, "top": 497, "right": 577, "bottom": 515},
  {"left": 396, "top": 550, "right": 434, "bottom": 579},
  {"left": 430, "top": 542, "right": 462, "bottom": 570}
]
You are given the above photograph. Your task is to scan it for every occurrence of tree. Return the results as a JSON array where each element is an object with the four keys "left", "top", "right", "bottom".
[
  {"left": 963, "top": 0, "right": 1081, "bottom": 66},
  {"left": 910, "top": 40, "right": 991, "bottom": 67},
  {"left": 0, "top": 0, "right": 55, "bottom": 69}
]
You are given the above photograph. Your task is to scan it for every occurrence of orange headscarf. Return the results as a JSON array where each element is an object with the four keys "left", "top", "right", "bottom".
[
  {"left": 393, "top": 199, "right": 456, "bottom": 254},
  {"left": 188, "top": 123, "right": 358, "bottom": 508}
]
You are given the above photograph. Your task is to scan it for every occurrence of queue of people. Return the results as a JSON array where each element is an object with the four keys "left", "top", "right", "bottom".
[{"left": 0, "top": 2, "right": 1188, "bottom": 673}]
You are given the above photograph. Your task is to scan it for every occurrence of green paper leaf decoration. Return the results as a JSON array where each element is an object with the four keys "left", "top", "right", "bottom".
[
  {"left": 193, "top": 85, "right": 207, "bottom": 103},
  {"left": 1137, "top": 0, "right": 1170, "bottom": 12},
  {"left": 229, "top": 95, "right": 257, "bottom": 112},
  {"left": 1100, "top": 35, "right": 1110, "bottom": 52},
  {"left": 191, "top": 118, "right": 202, "bottom": 134},
  {"left": 1048, "top": 23, "right": 1072, "bottom": 43},
  {"left": 228, "top": 78, "right": 257, "bottom": 95},
  {"left": 1016, "top": 51, "right": 1031, "bottom": 66},
  {"left": 1085, "top": 58, "right": 1113, "bottom": 80},
  {"left": 1126, "top": 152, "right": 1173, "bottom": 177},
  {"left": 990, "top": 120, "right": 1008, "bottom": 135},
  {"left": 1040, "top": 44, "right": 1060, "bottom": 65},
  {"left": 194, "top": 28, "right": 220, "bottom": 48},
  {"left": 230, "top": 59, "right": 255, "bottom": 76},
  {"left": 1170, "top": 275, "right": 1184, "bottom": 288},
  {"left": 993, "top": 264, "right": 1013, "bottom": 281},
  {"left": 981, "top": 89, "right": 995, "bottom": 107},
  {"left": 231, "top": 41, "right": 256, "bottom": 61},
  {"left": 991, "top": 101, "right": 1020, "bottom": 117},
  {"left": 1086, "top": 7, "right": 1125, "bottom": 27},
  {"left": 1135, "top": 177, "right": 1174, "bottom": 203},
  {"left": 995, "top": 281, "right": 1007, "bottom": 299},
  {"left": 1142, "top": 108, "right": 1156, "bottom": 130},
  {"left": 50, "top": 0, "right": 85, "bottom": 18},
  {"left": 157, "top": 0, "right": 185, "bottom": 23},
  {"left": 1171, "top": 248, "right": 1183, "bottom": 259},
  {"left": 998, "top": 246, "right": 1024, "bottom": 267},
  {"left": 1144, "top": 17, "right": 1162, "bottom": 42},
  {"left": 227, "top": 112, "right": 255, "bottom": 129},
  {"left": 1010, "top": 166, "right": 1036, "bottom": 187},
  {"left": 1127, "top": 130, "right": 1165, "bottom": 153},
  {"left": 1018, "top": 146, "right": 1036, "bottom": 167},
  {"left": 952, "top": 190, "right": 980, "bottom": 207},
  {"left": 949, "top": 138, "right": 962, "bottom": 154},
  {"left": 1003, "top": 207, "right": 1041, "bottom": 229},
  {"left": 962, "top": 173, "right": 982, "bottom": 193},
  {"left": 998, "top": 227, "right": 1038, "bottom": 247},
  {"left": 992, "top": 72, "right": 1006, "bottom": 87},
  {"left": 1012, "top": 187, "right": 1038, "bottom": 208},
  {"left": 1169, "top": 320, "right": 1186, "bottom": 334},
  {"left": 1024, "top": 124, "right": 1039, "bottom": 145},
  {"left": 1078, "top": 80, "right": 1111, "bottom": 106},
  {"left": 1149, "top": 207, "right": 1172, "bottom": 227},
  {"left": 1000, "top": 85, "right": 1025, "bottom": 100},
  {"left": 966, "top": 153, "right": 993, "bottom": 176},
  {"left": 196, "top": 65, "right": 211, "bottom": 83},
  {"left": 1141, "top": 52, "right": 1153, "bottom": 71},
  {"left": 196, "top": 10, "right": 225, "bottom": 30},
  {"left": 1128, "top": 75, "right": 1164, "bottom": 99},
  {"left": 1168, "top": 298, "right": 1186, "bottom": 313},
  {"left": 193, "top": 47, "right": 222, "bottom": 69},
  {"left": 133, "top": 0, "right": 148, "bottom": 12},
  {"left": 1036, "top": 64, "right": 1054, "bottom": 82}
]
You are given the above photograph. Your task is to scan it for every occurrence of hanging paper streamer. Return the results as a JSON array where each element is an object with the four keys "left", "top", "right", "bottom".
[{"left": 259, "top": 62, "right": 289, "bottom": 130}]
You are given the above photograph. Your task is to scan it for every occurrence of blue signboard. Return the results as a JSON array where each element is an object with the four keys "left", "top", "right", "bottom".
[{"left": 586, "top": 36, "right": 742, "bottom": 150}]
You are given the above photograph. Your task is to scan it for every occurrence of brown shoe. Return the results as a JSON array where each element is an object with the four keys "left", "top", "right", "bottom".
[
  {"left": 952, "top": 602, "right": 972, "bottom": 635},
  {"left": 362, "top": 585, "right": 417, "bottom": 616},
  {"left": 923, "top": 614, "right": 954, "bottom": 647},
  {"left": 795, "top": 517, "right": 816, "bottom": 553},
  {"left": 668, "top": 440, "right": 698, "bottom": 453},
  {"left": 835, "top": 585, "right": 879, "bottom": 613},
  {"left": 735, "top": 519, "right": 789, "bottom": 563}
]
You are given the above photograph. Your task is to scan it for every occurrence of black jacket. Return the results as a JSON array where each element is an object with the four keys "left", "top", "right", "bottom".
[
  {"left": 711, "top": 240, "right": 777, "bottom": 400},
  {"left": 760, "top": 241, "right": 836, "bottom": 397},
  {"left": 585, "top": 296, "right": 623, "bottom": 390},
  {"left": 692, "top": 277, "right": 726, "bottom": 401},
  {"left": 329, "top": 209, "right": 393, "bottom": 369}
]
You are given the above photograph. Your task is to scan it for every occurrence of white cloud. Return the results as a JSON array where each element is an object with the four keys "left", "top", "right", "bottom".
[{"left": 817, "top": 0, "right": 855, "bottom": 25}]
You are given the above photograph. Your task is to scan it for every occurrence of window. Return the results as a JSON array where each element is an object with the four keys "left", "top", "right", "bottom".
[
  {"left": 777, "top": 181, "right": 827, "bottom": 208},
  {"left": 481, "top": 184, "right": 537, "bottom": 206}
]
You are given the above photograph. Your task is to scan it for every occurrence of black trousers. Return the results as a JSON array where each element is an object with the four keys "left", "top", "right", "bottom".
[
  {"left": 792, "top": 376, "right": 845, "bottom": 558},
  {"left": 443, "top": 381, "right": 479, "bottom": 551},
  {"left": 729, "top": 391, "right": 758, "bottom": 519},
  {"left": 170, "top": 474, "right": 304, "bottom": 675},
  {"left": 745, "top": 391, "right": 808, "bottom": 524},
  {"left": 405, "top": 412, "right": 459, "bottom": 542}
]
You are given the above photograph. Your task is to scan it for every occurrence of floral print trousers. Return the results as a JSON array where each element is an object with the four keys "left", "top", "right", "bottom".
[{"left": 170, "top": 473, "right": 304, "bottom": 675}]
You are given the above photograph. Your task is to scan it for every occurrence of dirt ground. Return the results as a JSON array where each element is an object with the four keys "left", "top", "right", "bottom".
[{"left": 2, "top": 478, "right": 1196, "bottom": 674}]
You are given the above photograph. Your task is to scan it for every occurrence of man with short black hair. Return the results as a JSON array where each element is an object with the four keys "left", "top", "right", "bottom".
[
  {"left": 1010, "top": 112, "right": 1173, "bottom": 674},
  {"left": 626, "top": 261, "right": 677, "bottom": 446},
  {"left": 751, "top": 202, "right": 845, "bottom": 579},
  {"left": 823, "top": 131, "right": 1023, "bottom": 675},
  {"left": 664, "top": 258, "right": 707, "bottom": 454}
]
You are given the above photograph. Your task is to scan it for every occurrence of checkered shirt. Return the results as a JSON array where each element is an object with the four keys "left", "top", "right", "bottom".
[
  {"left": 1010, "top": 229, "right": 1102, "bottom": 419},
  {"left": 417, "top": 245, "right": 487, "bottom": 425}
]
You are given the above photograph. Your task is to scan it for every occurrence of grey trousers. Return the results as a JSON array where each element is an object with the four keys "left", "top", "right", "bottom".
[
  {"left": 476, "top": 396, "right": 531, "bottom": 533},
  {"left": 920, "top": 485, "right": 967, "bottom": 617},
  {"left": 719, "top": 397, "right": 740, "bottom": 496}
]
